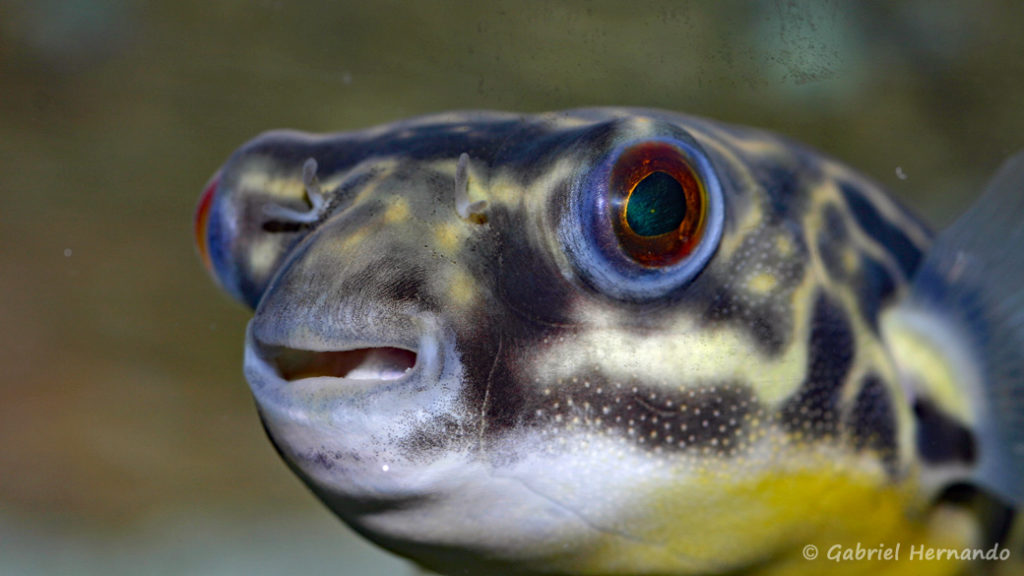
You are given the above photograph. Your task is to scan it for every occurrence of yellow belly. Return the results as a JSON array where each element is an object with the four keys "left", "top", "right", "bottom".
[{"left": 560, "top": 453, "right": 975, "bottom": 576}]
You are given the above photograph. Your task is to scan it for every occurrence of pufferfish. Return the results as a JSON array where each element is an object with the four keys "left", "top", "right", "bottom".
[{"left": 194, "top": 109, "right": 1024, "bottom": 576}]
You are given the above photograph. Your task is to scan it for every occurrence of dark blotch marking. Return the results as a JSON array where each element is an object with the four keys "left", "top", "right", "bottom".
[
  {"left": 699, "top": 219, "right": 806, "bottom": 356},
  {"left": 492, "top": 202, "right": 580, "bottom": 326},
  {"left": 747, "top": 147, "right": 830, "bottom": 223},
  {"left": 497, "top": 119, "right": 618, "bottom": 186},
  {"left": 704, "top": 287, "right": 787, "bottom": 354},
  {"left": 914, "top": 399, "right": 978, "bottom": 465},
  {"left": 479, "top": 346, "right": 529, "bottom": 443},
  {"left": 451, "top": 306, "right": 534, "bottom": 444},
  {"left": 816, "top": 204, "right": 849, "bottom": 281},
  {"left": 781, "top": 292, "right": 855, "bottom": 437},
  {"left": 816, "top": 230, "right": 844, "bottom": 281},
  {"left": 937, "top": 483, "right": 1017, "bottom": 550},
  {"left": 839, "top": 182, "right": 924, "bottom": 278},
  {"left": 524, "top": 376, "right": 761, "bottom": 456},
  {"left": 848, "top": 374, "right": 898, "bottom": 471},
  {"left": 856, "top": 255, "right": 898, "bottom": 332},
  {"left": 756, "top": 163, "right": 804, "bottom": 221},
  {"left": 823, "top": 204, "right": 849, "bottom": 242}
]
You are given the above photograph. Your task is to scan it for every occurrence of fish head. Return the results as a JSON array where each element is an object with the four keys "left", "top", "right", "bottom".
[{"left": 196, "top": 109, "right": 930, "bottom": 574}]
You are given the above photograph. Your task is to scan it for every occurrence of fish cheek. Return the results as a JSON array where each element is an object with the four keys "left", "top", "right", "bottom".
[
  {"left": 490, "top": 203, "right": 582, "bottom": 328},
  {"left": 448, "top": 220, "right": 581, "bottom": 444}
]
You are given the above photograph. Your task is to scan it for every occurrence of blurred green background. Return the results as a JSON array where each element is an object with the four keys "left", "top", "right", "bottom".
[{"left": 2, "top": 1, "right": 1023, "bottom": 574}]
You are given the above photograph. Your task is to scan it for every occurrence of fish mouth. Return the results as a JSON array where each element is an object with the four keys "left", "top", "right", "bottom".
[
  {"left": 260, "top": 344, "right": 418, "bottom": 382},
  {"left": 243, "top": 313, "right": 444, "bottom": 404},
  {"left": 241, "top": 314, "right": 460, "bottom": 504}
]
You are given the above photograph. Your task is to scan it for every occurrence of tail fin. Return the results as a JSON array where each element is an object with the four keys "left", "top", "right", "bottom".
[{"left": 906, "top": 152, "right": 1024, "bottom": 506}]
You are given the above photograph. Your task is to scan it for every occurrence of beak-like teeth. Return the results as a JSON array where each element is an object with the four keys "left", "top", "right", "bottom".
[{"left": 263, "top": 345, "right": 418, "bottom": 381}]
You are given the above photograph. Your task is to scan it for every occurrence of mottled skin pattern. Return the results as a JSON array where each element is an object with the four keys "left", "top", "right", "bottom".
[{"left": 200, "top": 109, "right": 1019, "bottom": 575}]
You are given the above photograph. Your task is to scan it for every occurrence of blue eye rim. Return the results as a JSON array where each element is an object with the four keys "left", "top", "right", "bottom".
[{"left": 559, "top": 136, "right": 725, "bottom": 301}]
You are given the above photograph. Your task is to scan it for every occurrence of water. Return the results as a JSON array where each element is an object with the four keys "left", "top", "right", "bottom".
[{"left": 3, "top": 1, "right": 1023, "bottom": 573}]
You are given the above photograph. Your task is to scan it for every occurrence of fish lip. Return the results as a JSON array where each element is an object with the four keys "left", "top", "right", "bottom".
[{"left": 242, "top": 313, "right": 444, "bottom": 409}]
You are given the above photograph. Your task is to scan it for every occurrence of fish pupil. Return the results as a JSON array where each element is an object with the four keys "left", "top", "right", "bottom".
[{"left": 625, "top": 171, "right": 687, "bottom": 237}]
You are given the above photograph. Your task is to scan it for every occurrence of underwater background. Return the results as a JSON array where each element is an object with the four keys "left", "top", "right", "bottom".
[{"left": 3, "top": 1, "right": 1024, "bottom": 574}]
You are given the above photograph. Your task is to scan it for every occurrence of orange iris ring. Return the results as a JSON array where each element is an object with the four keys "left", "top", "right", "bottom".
[{"left": 608, "top": 143, "right": 707, "bottom": 267}]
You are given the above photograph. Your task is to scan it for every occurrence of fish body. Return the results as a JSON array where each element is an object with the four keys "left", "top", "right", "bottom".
[{"left": 195, "top": 109, "right": 1024, "bottom": 575}]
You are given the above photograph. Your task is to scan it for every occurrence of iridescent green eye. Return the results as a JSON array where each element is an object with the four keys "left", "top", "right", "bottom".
[
  {"left": 625, "top": 171, "right": 687, "bottom": 237},
  {"left": 609, "top": 142, "right": 707, "bottom": 267},
  {"left": 560, "top": 134, "right": 724, "bottom": 300}
]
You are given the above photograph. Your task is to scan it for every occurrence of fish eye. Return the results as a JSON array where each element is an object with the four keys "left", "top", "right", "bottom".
[
  {"left": 559, "top": 136, "right": 724, "bottom": 301},
  {"left": 610, "top": 142, "right": 707, "bottom": 267}
]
